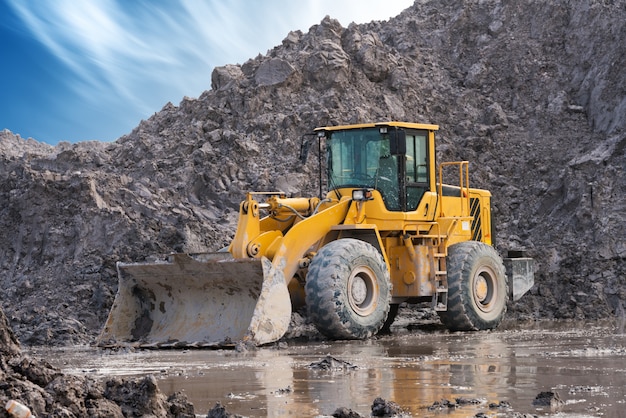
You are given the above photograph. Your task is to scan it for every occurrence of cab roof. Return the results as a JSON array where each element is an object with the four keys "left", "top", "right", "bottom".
[{"left": 314, "top": 121, "right": 439, "bottom": 132}]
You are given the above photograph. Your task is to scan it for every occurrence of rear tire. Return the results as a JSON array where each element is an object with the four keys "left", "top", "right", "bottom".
[
  {"left": 305, "top": 239, "right": 391, "bottom": 340},
  {"left": 438, "top": 241, "right": 508, "bottom": 331}
]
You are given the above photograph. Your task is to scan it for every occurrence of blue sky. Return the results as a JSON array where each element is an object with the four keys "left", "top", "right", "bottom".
[{"left": 0, "top": 1, "right": 413, "bottom": 145}]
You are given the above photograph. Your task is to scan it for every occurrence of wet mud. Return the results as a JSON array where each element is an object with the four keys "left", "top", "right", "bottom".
[{"left": 28, "top": 319, "right": 626, "bottom": 418}]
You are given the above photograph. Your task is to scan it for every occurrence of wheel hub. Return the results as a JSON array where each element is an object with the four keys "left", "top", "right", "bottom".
[
  {"left": 347, "top": 267, "right": 378, "bottom": 316},
  {"left": 350, "top": 277, "right": 367, "bottom": 305},
  {"left": 475, "top": 276, "right": 489, "bottom": 303}
]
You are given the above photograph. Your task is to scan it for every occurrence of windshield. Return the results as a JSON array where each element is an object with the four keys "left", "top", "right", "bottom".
[
  {"left": 327, "top": 128, "right": 401, "bottom": 209},
  {"left": 325, "top": 126, "right": 431, "bottom": 211},
  {"left": 328, "top": 128, "right": 386, "bottom": 187}
]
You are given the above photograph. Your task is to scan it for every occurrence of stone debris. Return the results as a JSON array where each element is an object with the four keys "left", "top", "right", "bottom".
[
  {"left": 0, "top": 306, "right": 194, "bottom": 417},
  {"left": 489, "top": 400, "right": 512, "bottom": 409},
  {"left": 308, "top": 355, "right": 357, "bottom": 371},
  {"left": 428, "top": 399, "right": 458, "bottom": 410},
  {"left": 272, "top": 386, "right": 292, "bottom": 395},
  {"left": 428, "top": 397, "right": 485, "bottom": 411},
  {"left": 455, "top": 397, "right": 484, "bottom": 406},
  {"left": 532, "top": 391, "right": 564, "bottom": 408},
  {"left": 330, "top": 398, "right": 409, "bottom": 418},
  {"left": 206, "top": 401, "right": 245, "bottom": 418},
  {"left": 371, "top": 397, "right": 408, "bottom": 417},
  {"left": 332, "top": 406, "right": 363, "bottom": 418}
]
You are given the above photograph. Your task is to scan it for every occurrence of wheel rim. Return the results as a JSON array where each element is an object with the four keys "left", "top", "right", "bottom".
[
  {"left": 473, "top": 266, "right": 498, "bottom": 313},
  {"left": 347, "top": 266, "right": 379, "bottom": 316}
]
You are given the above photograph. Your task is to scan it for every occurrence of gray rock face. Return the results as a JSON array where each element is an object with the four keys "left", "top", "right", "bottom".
[
  {"left": 0, "top": 0, "right": 625, "bottom": 345},
  {"left": 0, "top": 307, "right": 20, "bottom": 361}
]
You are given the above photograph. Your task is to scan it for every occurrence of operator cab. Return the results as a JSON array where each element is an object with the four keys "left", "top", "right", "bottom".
[{"left": 317, "top": 122, "right": 438, "bottom": 212}]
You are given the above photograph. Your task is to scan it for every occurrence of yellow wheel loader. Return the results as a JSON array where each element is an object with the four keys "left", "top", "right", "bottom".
[{"left": 98, "top": 122, "right": 534, "bottom": 348}]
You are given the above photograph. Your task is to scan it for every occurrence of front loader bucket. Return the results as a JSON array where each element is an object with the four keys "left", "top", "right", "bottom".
[{"left": 97, "top": 253, "right": 292, "bottom": 348}]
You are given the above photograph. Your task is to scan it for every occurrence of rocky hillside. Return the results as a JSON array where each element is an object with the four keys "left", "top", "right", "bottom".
[{"left": 0, "top": 0, "right": 624, "bottom": 346}]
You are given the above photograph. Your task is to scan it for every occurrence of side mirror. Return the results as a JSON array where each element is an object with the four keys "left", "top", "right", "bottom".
[
  {"left": 299, "top": 132, "right": 318, "bottom": 163},
  {"left": 389, "top": 129, "right": 406, "bottom": 155}
]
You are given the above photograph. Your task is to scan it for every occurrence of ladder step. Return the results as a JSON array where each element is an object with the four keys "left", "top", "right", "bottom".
[{"left": 432, "top": 240, "right": 448, "bottom": 310}]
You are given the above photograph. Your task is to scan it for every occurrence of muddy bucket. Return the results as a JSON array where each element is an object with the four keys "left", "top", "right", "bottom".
[{"left": 97, "top": 253, "right": 291, "bottom": 348}]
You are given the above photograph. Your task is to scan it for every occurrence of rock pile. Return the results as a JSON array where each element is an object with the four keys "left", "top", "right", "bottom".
[
  {"left": 0, "top": 0, "right": 624, "bottom": 346},
  {"left": 0, "top": 306, "right": 194, "bottom": 417}
]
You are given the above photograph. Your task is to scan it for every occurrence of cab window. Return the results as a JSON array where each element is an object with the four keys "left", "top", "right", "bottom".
[{"left": 405, "top": 132, "right": 428, "bottom": 211}]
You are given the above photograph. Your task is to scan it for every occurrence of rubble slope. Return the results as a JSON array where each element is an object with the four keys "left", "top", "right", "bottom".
[{"left": 0, "top": 0, "right": 624, "bottom": 345}]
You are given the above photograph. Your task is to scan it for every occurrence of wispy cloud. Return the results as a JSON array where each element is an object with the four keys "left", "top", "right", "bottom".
[
  {"left": 4, "top": 0, "right": 413, "bottom": 142},
  {"left": 8, "top": 1, "right": 191, "bottom": 113}
]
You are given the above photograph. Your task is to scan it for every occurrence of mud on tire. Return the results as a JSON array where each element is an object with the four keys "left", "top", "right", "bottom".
[
  {"left": 305, "top": 239, "right": 391, "bottom": 340},
  {"left": 438, "top": 241, "right": 508, "bottom": 331}
]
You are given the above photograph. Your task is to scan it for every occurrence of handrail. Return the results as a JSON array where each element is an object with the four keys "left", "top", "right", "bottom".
[{"left": 437, "top": 161, "right": 470, "bottom": 217}]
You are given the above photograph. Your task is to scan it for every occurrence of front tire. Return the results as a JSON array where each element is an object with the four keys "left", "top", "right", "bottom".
[
  {"left": 438, "top": 241, "right": 508, "bottom": 331},
  {"left": 305, "top": 239, "right": 391, "bottom": 340}
]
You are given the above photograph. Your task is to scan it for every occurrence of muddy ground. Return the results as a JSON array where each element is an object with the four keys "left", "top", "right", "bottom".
[
  {"left": 19, "top": 309, "right": 626, "bottom": 418},
  {"left": 0, "top": 304, "right": 432, "bottom": 417}
]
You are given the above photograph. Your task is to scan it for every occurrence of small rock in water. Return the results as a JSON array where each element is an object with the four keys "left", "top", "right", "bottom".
[
  {"left": 332, "top": 406, "right": 364, "bottom": 418},
  {"left": 308, "top": 355, "right": 357, "bottom": 370},
  {"left": 532, "top": 391, "right": 564, "bottom": 408}
]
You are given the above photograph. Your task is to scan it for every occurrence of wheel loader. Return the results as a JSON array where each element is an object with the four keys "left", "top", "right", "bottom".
[{"left": 98, "top": 121, "right": 534, "bottom": 348}]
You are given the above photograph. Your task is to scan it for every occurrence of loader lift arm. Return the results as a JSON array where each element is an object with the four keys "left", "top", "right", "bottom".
[{"left": 98, "top": 193, "right": 353, "bottom": 348}]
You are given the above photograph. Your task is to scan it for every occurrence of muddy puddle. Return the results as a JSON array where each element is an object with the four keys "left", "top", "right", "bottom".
[{"left": 28, "top": 320, "right": 626, "bottom": 417}]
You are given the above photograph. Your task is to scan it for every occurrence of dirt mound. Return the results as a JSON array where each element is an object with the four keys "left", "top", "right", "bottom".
[
  {"left": 0, "top": 0, "right": 624, "bottom": 346},
  {"left": 0, "top": 306, "right": 194, "bottom": 417}
]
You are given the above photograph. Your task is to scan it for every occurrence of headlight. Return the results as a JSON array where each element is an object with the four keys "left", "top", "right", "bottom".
[{"left": 352, "top": 189, "right": 373, "bottom": 201}]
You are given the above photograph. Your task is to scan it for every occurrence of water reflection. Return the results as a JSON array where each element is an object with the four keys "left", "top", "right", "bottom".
[{"left": 30, "top": 320, "right": 626, "bottom": 417}]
